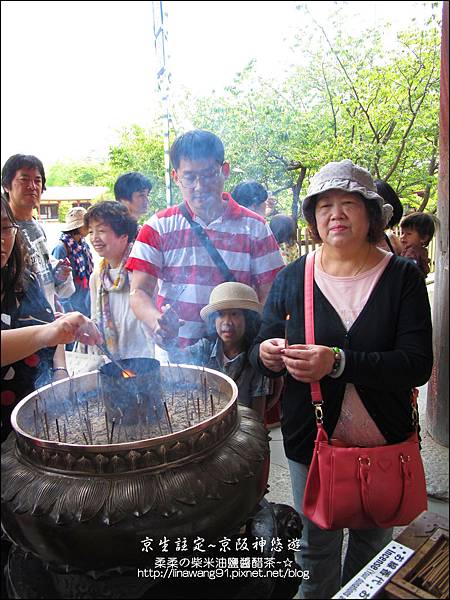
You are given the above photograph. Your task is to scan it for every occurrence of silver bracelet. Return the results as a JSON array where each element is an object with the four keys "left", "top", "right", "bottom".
[{"left": 52, "top": 367, "right": 69, "bottom": 374}]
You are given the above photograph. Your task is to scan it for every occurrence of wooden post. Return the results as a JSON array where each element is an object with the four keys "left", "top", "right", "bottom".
[{"left": 426, "top": 1, "right": 449, "bottom": 447}]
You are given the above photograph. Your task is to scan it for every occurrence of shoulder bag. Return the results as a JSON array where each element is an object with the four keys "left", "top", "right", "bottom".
[
  {"left": 302, "top": 251, "right": 427, "bottom": 530},
  {"left": 180, "top": 204, "right": 236, "bottom": 282}
]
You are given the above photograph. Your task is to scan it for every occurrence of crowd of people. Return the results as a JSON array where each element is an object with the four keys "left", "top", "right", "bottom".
[{"left": 1, "top": 131, "right": 436, "bottom": 598}]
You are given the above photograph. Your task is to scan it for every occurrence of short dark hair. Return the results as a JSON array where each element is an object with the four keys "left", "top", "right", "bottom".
[
  {"left": 1, "top": 154, "right": 47, "bottom": 198},
  {"left": 375, "top": 180, "right": 403, "bottom": 229},
  {"left": 169, "top": 130, "right": 224, "bottom": 170},
  {"left": 269, "top": 214, "right": 296, "bottom": 245},
  {"left": 114, "top": 172, "right": 152, "bottom": 202},
  {"left": 84, "top": 201, "right": 138, "bottom": 242},
  {"left": 400, "top": 212, "right": 436, "bottom": 247},
  {"left": 305, "top": 192, "right": 384, "bottom": 244},
  {"left": 1, "top": 193, "right": 27, "bottom": 294},
  {"left": 232, "top": 181, "right": 268, "bottom": 209}
]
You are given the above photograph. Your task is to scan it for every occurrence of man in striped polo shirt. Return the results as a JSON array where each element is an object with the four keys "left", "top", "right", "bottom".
[{"left": 126, "top": 130, "right": 285, "bottom": 349}]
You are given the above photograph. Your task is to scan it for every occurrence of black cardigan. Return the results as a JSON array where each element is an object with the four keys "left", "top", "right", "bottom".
[{"left": 249, "top": 254, "right": 433, "bottom": 465}]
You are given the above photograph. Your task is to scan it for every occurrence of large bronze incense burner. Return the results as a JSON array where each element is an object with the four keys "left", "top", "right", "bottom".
[{"left": 1, "top": 360, "right": 270, "bottom": 575}]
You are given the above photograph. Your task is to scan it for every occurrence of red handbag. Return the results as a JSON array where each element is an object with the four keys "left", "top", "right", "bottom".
[{"left": 301, "top": 252, "right": 427, "bottom": 530}]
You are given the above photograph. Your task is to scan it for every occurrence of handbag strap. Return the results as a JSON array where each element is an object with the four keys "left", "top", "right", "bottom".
[
  {"left": 180, "top": 204, "right": 236, "bottom": 282},
  {"left": 304, "top": 252, "right": 324, "bottom": 410},
  {"left": 305, "top": 251, "right": 419, "bottom": 431}
]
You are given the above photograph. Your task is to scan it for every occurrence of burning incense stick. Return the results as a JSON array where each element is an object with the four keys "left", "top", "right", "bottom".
[
  {"left": 203, "top": 371, "right": 208, "bottom": 408},
  {"left": 84, "top": 417, "right": 93, "bottom": 444},
  {"left": 284, "top": 314, "right": 291, "bottom": 349},
  {"left": 163, "top": 400, "right": 173, "bottom": 433},
  {"left": 33, "top": 409, "right": 39, "bottom": 437},
  {"left": 43, "top": 410, "right": 50, "bottom": 440},
  {"left": 185, "top": 398, "right": 190, "bottom": 423},
  {"left": 55, "top": 418, "right": 61, "bottom": 442},
  {"left": 110, "top": 418, "right": 116, "bottom": 444},
  {"left": 104, "top": 412, "right": 110, "bottom": 444}
]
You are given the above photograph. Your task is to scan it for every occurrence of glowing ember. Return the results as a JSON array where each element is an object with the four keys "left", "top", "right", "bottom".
[
  {"left": 284, "top": 314, "right": 291, "bottom": 349},
  {"left": 121, "top": 370, "right": 136, "bottom": 378}
]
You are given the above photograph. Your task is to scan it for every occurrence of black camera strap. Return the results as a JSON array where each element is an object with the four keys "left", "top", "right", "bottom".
[{"left": 180, "top": 203, "right": 236, "bottom": 282}]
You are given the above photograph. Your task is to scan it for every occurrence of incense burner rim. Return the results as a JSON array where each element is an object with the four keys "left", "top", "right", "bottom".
[
  {"left": 9, "top": 365, "right": 243, "bottom": 474},
  {"left": 11, "top": 364, "right": 238, "bottom": 452}
]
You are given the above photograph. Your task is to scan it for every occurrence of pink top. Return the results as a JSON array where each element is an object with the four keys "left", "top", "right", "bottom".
[{"left": 314, "top": 251, "right": 392, "bottom": 446}]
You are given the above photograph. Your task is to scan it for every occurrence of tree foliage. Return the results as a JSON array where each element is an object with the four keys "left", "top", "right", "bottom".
[
  {"left": 46, "top": 161, "right": 113, "bottom": 188},
  {"left": 108, "top": 125, "right": 168, "bottom": 213},
  {"left": 46, "top": 4, "right": 441, "bottom": 223},
  {"left": 177, "top": 2, "right": 441, "bottom": 220}
]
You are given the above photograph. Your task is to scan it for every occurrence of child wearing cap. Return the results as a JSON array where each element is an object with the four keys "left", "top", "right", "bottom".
[
  {"left": 163, "top": 281, "right": 270, "bottom": 416},
  {"left": 52, "top": 207, "right": 94, "bottom": 317}
]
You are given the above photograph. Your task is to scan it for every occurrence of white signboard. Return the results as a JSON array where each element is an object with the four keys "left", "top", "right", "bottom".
[{"left": 332, "top": 540, "right": 415, "bottom": 599}]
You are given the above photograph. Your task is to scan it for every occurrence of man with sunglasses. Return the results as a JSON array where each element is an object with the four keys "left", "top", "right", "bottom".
[{"left": 127, "top": 130, "right": 284, "bottom": 349}]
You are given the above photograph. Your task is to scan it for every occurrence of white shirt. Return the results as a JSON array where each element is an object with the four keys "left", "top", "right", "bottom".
[{"left": 90, "top": 268, "right": 154, "bottom": 360}]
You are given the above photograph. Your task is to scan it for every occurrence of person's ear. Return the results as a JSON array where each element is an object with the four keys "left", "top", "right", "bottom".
[
  {"left": 221, "top": 162, "right": 230, "bottom": 179},
  {"left": 171, "top": 168, "right": 179, "bottom": 184}
]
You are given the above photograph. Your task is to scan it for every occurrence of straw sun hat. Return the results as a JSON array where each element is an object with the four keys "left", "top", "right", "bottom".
[
  {"left": 200, "top": 282, "right": 262, "bottom": 321},
  {"left": 61, "top": 206, "right": 87, "bottom": 232}
]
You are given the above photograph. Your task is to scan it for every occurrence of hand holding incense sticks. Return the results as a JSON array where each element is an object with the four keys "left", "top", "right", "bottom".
[{"left": 284, "top": 314, "right": 290, "bottom": 349}]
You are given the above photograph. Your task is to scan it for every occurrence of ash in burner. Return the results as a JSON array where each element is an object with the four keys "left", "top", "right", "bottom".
[{"left": 27, "top": 366, "right": 227, "bottom": 445}]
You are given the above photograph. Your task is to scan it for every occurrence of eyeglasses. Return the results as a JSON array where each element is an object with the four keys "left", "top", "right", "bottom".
[
  {"left": 178, "top": 166, "right": 223, "bottom": 189},
  {"left": 1, "top": 225, "right": 19, "bottom": 239}
]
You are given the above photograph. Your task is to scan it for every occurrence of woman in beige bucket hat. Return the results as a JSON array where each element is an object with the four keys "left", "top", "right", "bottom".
[
  {"left": 164, "top": 281, "right": 270, "bottom": 416},
  {"left": 249, "top": 159, "right": 433, "bottom": 597}
]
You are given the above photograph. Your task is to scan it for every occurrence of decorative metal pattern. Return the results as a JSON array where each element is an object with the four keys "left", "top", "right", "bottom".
[{"left": 2, "top": 366, "right": 270, "bottom": 572}]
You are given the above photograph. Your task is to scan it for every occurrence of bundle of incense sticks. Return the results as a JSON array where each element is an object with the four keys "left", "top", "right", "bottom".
[{"left": 284, "top": 314, "right": 290, "bottom": 349}]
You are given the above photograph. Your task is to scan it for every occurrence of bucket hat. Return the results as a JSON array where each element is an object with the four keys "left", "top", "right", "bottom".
[
  {"left": 61, "top": 207, "right": 87, "bottom": 232},
  {"left": 200, "top": 282, "right": 262, "bottom": 321},
  {"left": 302, "top": 159, "right": 385, "bottom": 221}
]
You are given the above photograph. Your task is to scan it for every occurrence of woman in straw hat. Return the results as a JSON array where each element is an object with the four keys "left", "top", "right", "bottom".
[
  {"left": 52, "top": 206, "right": 93, "bottom": 317},
  {"left": 249, "top": 159, "right": 433, "bottom": 598},
  {"left": 165, "top": 281, "right": 270, "bottom": 416}
]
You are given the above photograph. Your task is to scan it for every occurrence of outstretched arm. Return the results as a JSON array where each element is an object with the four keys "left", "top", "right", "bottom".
[{"left": 1, "top": 312, "right": 102, "bottom": 367}]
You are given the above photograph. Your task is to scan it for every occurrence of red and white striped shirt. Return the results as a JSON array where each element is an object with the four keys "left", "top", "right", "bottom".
[{"left": 126, "top": 193, "right": 284, "bottom": 346}]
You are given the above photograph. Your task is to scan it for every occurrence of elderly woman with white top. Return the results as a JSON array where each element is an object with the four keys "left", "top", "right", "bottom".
[
  {"left": 85, "top": 201, "right": 154, "bottom": 360},
  {"left": 249, "top": 159, "right": 433, "bottom": 598}
]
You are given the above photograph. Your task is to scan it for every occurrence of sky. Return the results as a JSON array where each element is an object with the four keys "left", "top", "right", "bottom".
[{"left": 1, "top": 1, "right": 439, "bottom": 168}]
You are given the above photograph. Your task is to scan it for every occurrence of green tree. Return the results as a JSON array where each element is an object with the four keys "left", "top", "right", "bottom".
[
  {"left": 108, "top": 125, "right": 167, "bottom": 213},
  {"left": 177, "top": 2, "right": 440, "bottom": 220},
  {"left": 46, "top": 161, "right": 113, "bottom": 188}
]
